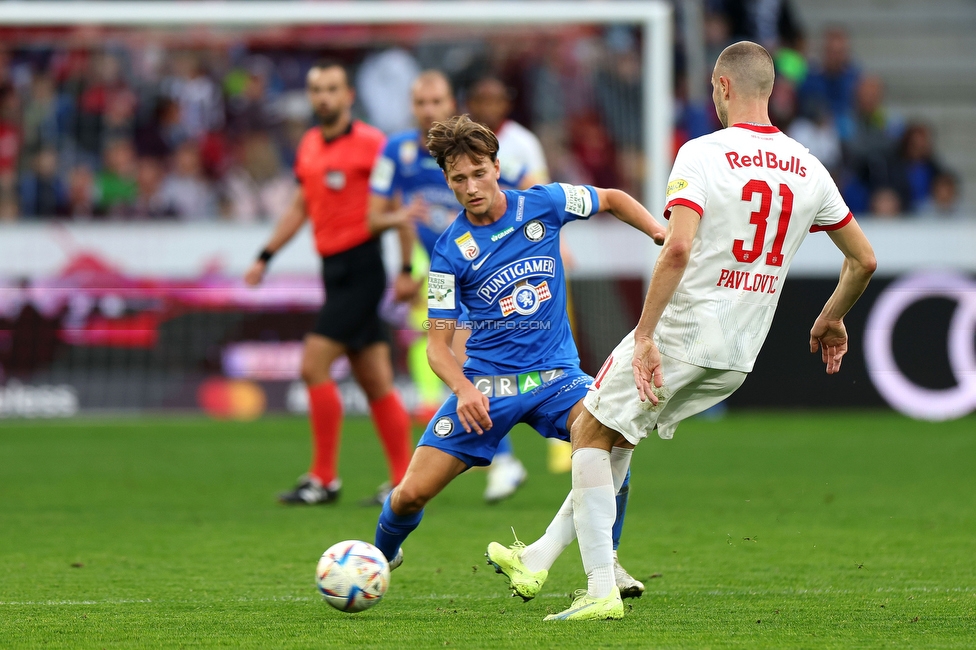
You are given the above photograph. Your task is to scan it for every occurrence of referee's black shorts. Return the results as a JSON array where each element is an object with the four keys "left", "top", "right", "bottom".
[{"left": 312, "top": 238, "right": 389, "bottom": 351}]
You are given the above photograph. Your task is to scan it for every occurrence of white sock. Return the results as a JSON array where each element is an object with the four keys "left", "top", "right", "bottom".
[
  {"left": 521, "top": 492, "right": 573, "bottom": 573},
  {"left": 521, "top": 446, "right": 632, "bottom": 574},
  {"left": 610, "top": 447, "right": 632, "bottom": 489},
  {"left": 572, "top": 447, "right": 615, "bottom": 599}
]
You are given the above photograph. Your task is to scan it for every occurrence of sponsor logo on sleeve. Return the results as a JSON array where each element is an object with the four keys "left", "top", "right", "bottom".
[
  {"left": 523, "top": 219, "right": 546, "bottom": 242},
  {"left": 559, "top": 183, "right": 593, "bottom": 217},
  {"left": 454, "top": 231, "right": 480, "bottom": 260},
  {"left": 515, "top": 195, "right": 526, "bottom": 222},
  {"left": 433, "top": 416, "right": 454, "bottom": 437},
  {"left": 427, "top": 271, "right": 456, "bottom": 310},
  {"left": 666, "top": 179, "right": 688, "bottom": 196},
  {"left": 369, "top": 156, "right": 395, "bottom": 192}
]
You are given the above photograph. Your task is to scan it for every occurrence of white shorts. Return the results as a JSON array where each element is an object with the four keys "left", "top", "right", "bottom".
[{"left": 582, "top": 330, "right": 747, "bottom": 444}]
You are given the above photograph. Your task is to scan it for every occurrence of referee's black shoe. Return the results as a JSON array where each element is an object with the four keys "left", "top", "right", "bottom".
[{"left": 278, "top": 475, "right": 341, "bottom": 505}]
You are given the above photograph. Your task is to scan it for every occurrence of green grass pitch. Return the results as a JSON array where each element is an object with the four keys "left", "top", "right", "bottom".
[{"left": 1, "top": 412, "right": 975, "bottom": 648}]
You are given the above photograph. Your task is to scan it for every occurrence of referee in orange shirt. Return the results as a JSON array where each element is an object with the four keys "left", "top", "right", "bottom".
[{"left": 245, "top": 60, "right": 417, "bottom": 506}]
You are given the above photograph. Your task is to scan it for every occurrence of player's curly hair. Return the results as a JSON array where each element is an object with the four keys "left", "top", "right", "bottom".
[{"left": 426, "top": 115, "right": 498, "bottom": 172}]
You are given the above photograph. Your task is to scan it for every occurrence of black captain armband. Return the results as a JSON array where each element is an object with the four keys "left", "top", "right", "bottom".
[{"left": 258, "top": 248, "right": 275, "bottom": 263}]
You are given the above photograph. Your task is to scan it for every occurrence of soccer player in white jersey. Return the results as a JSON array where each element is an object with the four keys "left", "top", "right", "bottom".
[{"left": 488, "top": 41, "right": 877, "bottom": 621}]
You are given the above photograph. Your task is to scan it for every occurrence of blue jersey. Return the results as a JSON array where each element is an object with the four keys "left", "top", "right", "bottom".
[
  {"left": 427, "top": 183, "right": 598, "bottom": 375},
  {"left": 370, "top": 129, "right": 525, "bottom": 255}
]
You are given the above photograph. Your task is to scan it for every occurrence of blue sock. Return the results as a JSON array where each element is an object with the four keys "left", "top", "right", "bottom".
[
  {"left": 612, "top": 468, "right": 630, "bottom": 551},
  {"left": 375, "top": 494, "right": 423, "bottom": 562},
  {"left": 493, "top": 433, "right": 514, "bottom": 458}
]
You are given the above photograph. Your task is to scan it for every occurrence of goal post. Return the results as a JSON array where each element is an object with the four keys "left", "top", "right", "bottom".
[{"left": 0, "top": 0, "right": 673, "bottom": 215}]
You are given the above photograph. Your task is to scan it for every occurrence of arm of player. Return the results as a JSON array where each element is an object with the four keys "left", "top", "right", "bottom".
[
  {"left": 427, "top": 319, "right": 492, "bottom": 435},
  {"left": 810, "top": 218, "right": 877, "bottom": 374},
  {"left": 631, "top": 206, "right": 700, "bottom": 403},
  {"left": 594, "top": 187, "right": 666, "bottom": 245},
  {"left": 368, "top": 194, "right": 427, "bottom": 302},
  {"left": 244, "top": 187, "right": 307, "bottom": 286},
  {"left": 367, "top": 193, "right": 429, "bottom": 234}
]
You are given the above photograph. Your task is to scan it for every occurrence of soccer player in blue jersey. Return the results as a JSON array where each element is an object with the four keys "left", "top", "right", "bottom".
[
  {"left": 369, "top": 70, "right": 531, "bottom": 505},
  {"left": 373, "top": 115, "right": 665, "bottom": 598}
]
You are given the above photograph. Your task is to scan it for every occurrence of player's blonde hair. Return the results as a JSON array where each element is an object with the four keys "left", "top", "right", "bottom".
[
  {"left": 426, "top": 114, "right": 499, "bottom": 172},
  {"left": 714, "top": 41, "right": 775, "bottom": 98}
]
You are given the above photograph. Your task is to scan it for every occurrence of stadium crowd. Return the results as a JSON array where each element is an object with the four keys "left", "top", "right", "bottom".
[
  {"left": 0, "top": 10, "right": 962, "bottom": 223},
  {"left": 684, "top": 1, "right": 963, "bottom": 217}
]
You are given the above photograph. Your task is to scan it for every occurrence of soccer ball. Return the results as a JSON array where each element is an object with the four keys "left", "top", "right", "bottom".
[{"left": 316, "top": 540, "right": 391, "bottom": 612}]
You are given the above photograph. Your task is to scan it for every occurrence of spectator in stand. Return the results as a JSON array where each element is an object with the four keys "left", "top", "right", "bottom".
[
  {"left": 0, "top": 86, "right": 21, "bottom": 221},
  {"left": 158, "top": 140, "right": 218, "bottom": 220},
  {"left": 788, "top": 98, "right": 842, "bottom": 174},
  {"left": 21, "top": 74, "right": 66, "bottom": 159},
  {"left": 95, "top": 138, "right": 138, "bottom": 217},
  {"left": 800, "top": 26, "right": 861, "bottom": 141},
  {"left": 134, "top": 97, "right": 183, "bottom": 159},
  {"left": 101, "top": 85, "right": 138, "bottom": 146},
  {"left": 896, "top": 122, "right": 943, "bottom": 212},
  {"left": 73, "top": 53, "right": 131, "bottom": 166},
  {"left": 66, "top": 164, "right": 95, "bottom": 219},
  {"left": 356, "top": 48, "right": 421, "bottom": 135},
  {"left": 843, "top": 75, "right": 905, "bottom": 213},
  {"left": 869, "top": 187, "right": 902, "bottom": 218},
  {"left": 593, "top": 27, "right": 643, "bottom": 197},
  {"left": 224, "top": 131, "right": 293, "bottom": 222},
  {"left": 710, "top": 0, "right": 802, "bottom": 51},
  {"left": 918, "top": 171, "right": 962, "bottom": 217},
  {"left": 132, "top": 156, "right": 172, "bottom": 219},
  {"left": 225, "top": 56, "right": 277, "bottom": 137},
  {"left": 774, "top": 30, "right": 809, "bottom": 87},
  {"left": 163, "top": 52, "right": 224, "bottom": 140},
  {"left": 19, "top": 148, "right": 67, "bottom": 218}
]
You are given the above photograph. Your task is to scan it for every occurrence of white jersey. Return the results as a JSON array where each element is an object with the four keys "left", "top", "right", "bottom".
[
  {"left": 496, "top": 120, "right": 550, "bottom": 183},
  {"left": 658, "top": 123, "right": 852, "bottom": 373}
]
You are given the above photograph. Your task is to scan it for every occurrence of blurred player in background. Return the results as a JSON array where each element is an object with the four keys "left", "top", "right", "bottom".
[
  {"left": 499, "top": 41, "right": 876, "bottom": 621},
  {"left": 370, "top": 70, "right": 532, "bottom": 504},
  {"left": 373, "top": 115, "right": 666, "bottom": 594},
  {"left": 244, "top": 60, "right": 415, "bottom": 506}
]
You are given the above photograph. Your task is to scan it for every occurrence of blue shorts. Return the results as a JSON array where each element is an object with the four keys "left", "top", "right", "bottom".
[{"left": 417, "top": 367, "right": 593, "bottom": 467}]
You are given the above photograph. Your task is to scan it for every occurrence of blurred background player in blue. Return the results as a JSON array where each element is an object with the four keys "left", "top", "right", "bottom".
[{"left": 369, "top": 70, "right": 532, "bottom": 504}]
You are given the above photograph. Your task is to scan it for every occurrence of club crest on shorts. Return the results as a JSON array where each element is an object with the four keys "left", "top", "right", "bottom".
[
  {"left": 454, "top": 231, "right": 480, "bottom": 260},
  {"left": 523, "top": 219, "right": 546, "bottom": 242},
  {"left": 432, "top": 416, "right": 454, "bottom": 438},
  {"left": 324, "top": 170, "right": 346, "bottom": 190},
  {"left": 500, "top": 280, "right": 551, "bottom": 316}
]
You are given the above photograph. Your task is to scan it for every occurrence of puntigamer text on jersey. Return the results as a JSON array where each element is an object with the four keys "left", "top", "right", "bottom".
[{"left": 724, "top": 150, "right": 807, "bottom": 177}]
